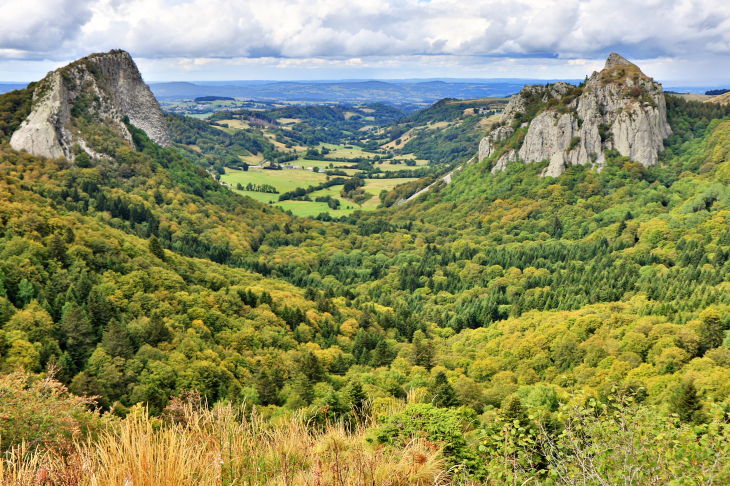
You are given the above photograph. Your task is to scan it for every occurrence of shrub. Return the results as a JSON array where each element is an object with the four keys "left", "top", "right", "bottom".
[
  {"left": 0, "top": 366, "right": 111, "bottom": 452},
  {"left": 376, "top": 403, "right": 479, "bottom": 471},
  {"left": 568, "top": 136, "right": 581, "bottom": 151}
]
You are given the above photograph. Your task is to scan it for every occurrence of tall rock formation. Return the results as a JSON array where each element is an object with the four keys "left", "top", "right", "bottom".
[
  {"left": 10, "top": 50, "right": 171, "bottom": 160},
  {"left": 478, "top": 53, "right": 671, "bottom": 177}
]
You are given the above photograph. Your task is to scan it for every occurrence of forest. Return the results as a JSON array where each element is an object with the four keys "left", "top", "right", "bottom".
[{"left": 2, "top": 76, "right": 730, "bottom": 483}]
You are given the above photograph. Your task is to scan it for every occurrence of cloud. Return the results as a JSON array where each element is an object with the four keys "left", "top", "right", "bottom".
[
  {"left": 0, "top": 0, "right": 94, "bottom": 57},
  {"left": 1, "top": 0, "right": 730, "bottom": 79}
]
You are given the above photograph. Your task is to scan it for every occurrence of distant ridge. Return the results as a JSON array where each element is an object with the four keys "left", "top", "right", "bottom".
[{"left": 148, "top": 79, "right": 580, "bottom": 103}]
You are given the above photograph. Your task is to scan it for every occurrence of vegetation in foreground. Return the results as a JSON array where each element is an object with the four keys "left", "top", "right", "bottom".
[
  {"left": 3, "top": 369, "right": 729, "bottom": 485},
  {"left": 3, "top": 69, "right": 730, "bottom": 483}
]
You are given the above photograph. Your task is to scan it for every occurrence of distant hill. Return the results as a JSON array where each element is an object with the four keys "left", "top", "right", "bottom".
[
  {"left": 706, "top": 89, "right": 730, "bottom": 96},
  {"left": 149, "top": 79, "right": 580, "bottom": 104},
  {"left": 194, "top": 96, "right": 235, "bottom": 102},
  {"left": 707, "top": 91, "right": 730, "bottom": 105},
  {"left": 0, "top": 82, "right": 28, "bottom": 94}
]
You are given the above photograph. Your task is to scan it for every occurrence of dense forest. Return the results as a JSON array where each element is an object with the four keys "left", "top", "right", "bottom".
[{"left": 3, "top": 75, "right": 730, "bottom": 483}]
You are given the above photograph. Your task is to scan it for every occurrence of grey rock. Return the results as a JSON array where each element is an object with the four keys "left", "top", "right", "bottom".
[
  {"left": 10, "top": 50, "right": 170, "bottom": 159},
  {"left": 478, "top": 126, "right": 514, "bottom": 162},
  {"left": 605, "top": 52, "right": 634, "bottom": 69},
  {"left": 477, "top": 53, "right": 671, "bottom": 177},
  {"left": 491, "top": 150, "right": 518, "bottom": 174}
]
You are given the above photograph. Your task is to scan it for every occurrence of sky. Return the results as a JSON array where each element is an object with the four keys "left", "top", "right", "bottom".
[{"left": 1, "top": 0, "right": 729, "bottom": 86}]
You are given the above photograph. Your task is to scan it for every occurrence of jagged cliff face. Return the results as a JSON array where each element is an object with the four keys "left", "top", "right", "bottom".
[
  {"left": 479, "top": 53, "right": 672, "bottom": 177},
  {"left": 10, "top": 50, "right": 171, "bottom": 160}
]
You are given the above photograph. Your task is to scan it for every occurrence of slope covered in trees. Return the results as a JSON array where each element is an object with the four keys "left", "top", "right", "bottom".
[{"left": 3, "top": 76, "right": 730, "bottom": 483}]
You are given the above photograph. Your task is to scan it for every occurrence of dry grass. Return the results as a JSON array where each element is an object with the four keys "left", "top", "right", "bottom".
[{"left": 1, "top": 398, "right": 453, "bottom": 486}]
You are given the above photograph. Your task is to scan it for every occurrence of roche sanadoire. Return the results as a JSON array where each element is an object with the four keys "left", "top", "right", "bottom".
[{"left": 478, "top": 53, "right": 672, "bottom": 177}]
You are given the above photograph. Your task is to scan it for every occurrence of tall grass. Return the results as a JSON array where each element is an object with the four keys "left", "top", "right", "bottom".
[{"left": 1, "top": 398, "right": 452, "bottom": 486}]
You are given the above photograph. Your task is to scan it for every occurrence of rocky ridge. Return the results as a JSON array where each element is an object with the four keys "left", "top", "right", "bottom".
[
  {"left": 10, "top": 50, "right": 171, "bottom": 160},
  {"left": 477, "top": 53, "right": 671, "bottom": 177}
]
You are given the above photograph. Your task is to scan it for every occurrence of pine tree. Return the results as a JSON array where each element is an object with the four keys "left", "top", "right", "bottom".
[
  {"left": 412, "top": 330, "right": 436, "bottom": 370},
  {"left": 49, "top": 234, "right": 67, "bottom": 263},
  {"left": 148, "top": 235, "right": 166, "bottom": 261},
  {"left": 675, "top": 381, "right": 703, "bottom": 424},
  {"left": 501, "top": 396, "right": 530, "bottom": 425},
  {"left": 75, "top": 270, "right": 93, "bottom": 302},
  {"left": 431, "top": 371, "right": 460, "bottom": 408},
  {"left": 153, "top": 188, "right": 164, "bottom": 205},
  {"left": 699, "top": 307, "right": 723, "bottom": 353},
  {"left": 301, "top": 351, "right": 326, "bottom": 383},
  {"left": 146, "top": 313, "right": 171, "bottom": 346},
  {"left": 102, "top": 319, "right": 133, "bottom": 359},
  {"left": 255, "top": 367, "right": 278, "bottom": 406},
  {"left": 293, "top": 373, "right": 314, "bottom": 405},
  {"left": 60, "top": 302, "right": 96, "bottom": 368},
  {"left": 347, "top": 379, "right": 368, "bottom": 419},
  {"left": 370, "top": 339, "right": 394, "bottom": 368}
]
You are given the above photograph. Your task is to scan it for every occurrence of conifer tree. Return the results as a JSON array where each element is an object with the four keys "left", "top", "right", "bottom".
[
  {"left": 60, "top": 302, "right": 95, "bottom": 368},
  {"left": 432, "top": 371, "right": 460, "bottom": 408},
  {"left": 301, "top": 351, "right": 326, "bottom": 383},
  {"left": 293, "top": 373, "right": 314, "bottom": 405},
  {"left": 102, "top": 319, "right": 133, "bottom": 359},
  {"left": 146, "top": 313, "right": 171, "bottom": 346},
  {"left": 501, "top": 396, "right": 530, "bottom": 425},
  {"left": 49, "top": 234, "right": 67, "bottom": 263},
  {"left": 412, "top": 330, "right": 436, "bottom": 370},
  {"left": 675, "top": 381, "right": 703, "bottom": 424},
  {"left": 370, "top": 339, "right": 394, "bottom": 368},
  {"left": 699, "top": 307, "right": 723, "bottom": 353},
  {"left": 148, "top": 235, "right": 165, "bottom": 261},
  {"left": 347, "top": 379, "right": 368, "bottom": 419}
]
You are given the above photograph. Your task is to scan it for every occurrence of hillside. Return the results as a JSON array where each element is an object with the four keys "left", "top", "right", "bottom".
[
  {"left": 3, "top": 50, "right": 730, "bottom": 484},
  {"left": 707, "top": 90, "right": 730, "bottom": 105}
]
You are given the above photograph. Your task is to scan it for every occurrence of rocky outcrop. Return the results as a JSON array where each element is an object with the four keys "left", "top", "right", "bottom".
[
  {"left": 478, "top": 126, "right": 514, "bottom": 162},
  {"left": 491, "top": 150, "right": 518, "bottom": 174},
  {"left": 478, "top": 53, "right": 672, "bottom": 177},
  {"left": 10, "top": 50, "right": 170, "bottom": 160}
]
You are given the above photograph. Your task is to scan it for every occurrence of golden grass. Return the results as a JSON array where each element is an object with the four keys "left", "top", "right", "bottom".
[
  {"left": 706, "top": 92, "right": 730, "bottom": 105},
  {"left": 1, "top": 400, "right": 452, "bottom": 486}
]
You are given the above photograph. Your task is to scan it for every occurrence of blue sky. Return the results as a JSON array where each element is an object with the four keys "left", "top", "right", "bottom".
[{"left": 1, "top": 0, "right": 729, "bottom": 86}]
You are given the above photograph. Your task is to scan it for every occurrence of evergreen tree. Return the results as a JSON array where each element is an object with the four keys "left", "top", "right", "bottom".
[
  {"left": 675, "top": 381, "right": 703, "bottom": 424},
  {"left": 56, "top": 351, "right": 77, "bottom": 384},
  {"left": 699, "top": 307, "right": 723, "bottom": 353},
  {"left": 347, "top": 379, "right": 368, "bottom": 419},
  {"left": 431, "top": 371, "right": 459, "bottom": 408},
  {"left": 330, "top": 354, "right": 349, "bottom": 375},
  {"left": 102, "top": 319, "right": 133, "bottom": 359},
  {"left": 60, "top": 302, "right": 96, "bottom": 368},
  {"left": 501, "top": 396, "right": 530, "bottom": 425},
  {"left": 412, "top": 330, "right": 436, "bottom": 370},
  {"left": 49, "top": 234, "right": 67, "bottom": 263},
  {"left": 148, "top": 235, "right": 166, "bottom": 261},
  {"left": 293, "top": 373, "right": 314, "bottom": 404},
  {"left": 153, "top": 188, "right": 164, "bottom": 205},
  {"left": 75, "top": 270, "right": 93, "bottom": 303},
  {"left": 255, "top": 367, "right": 278, "bottom": 406},
  {"left": 146, "top": 313, "right": 171, "bottom": 346},
  {"left": 301, "top": 351, "right": 326, "bottom": 383},
  {"left": 370, "top": 339, "right": 394, "bottom": 368}
]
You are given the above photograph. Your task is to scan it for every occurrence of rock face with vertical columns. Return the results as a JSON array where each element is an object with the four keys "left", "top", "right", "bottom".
[{"left": 10, "top": 50, "right": 170, "bottom": 160}]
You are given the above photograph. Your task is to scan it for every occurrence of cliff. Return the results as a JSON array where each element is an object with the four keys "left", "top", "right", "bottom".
[
  {"left": 478, "top": 53, "right": 671, "bottom": 177},
  {"left": 10, "top": 50, "right": 171, "bottom": 160}
]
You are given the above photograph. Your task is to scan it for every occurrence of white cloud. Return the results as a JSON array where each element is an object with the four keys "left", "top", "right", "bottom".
[{"left": 1, "top": 0, "right": 730, "bottom": 81}]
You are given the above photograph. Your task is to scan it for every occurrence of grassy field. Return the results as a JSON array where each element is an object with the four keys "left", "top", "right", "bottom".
[
  {"left": 221, "top": 168, "right": 416, "bottom": 217},
  {"left": 214, "top": 119, "right": 251, "bottom": 129},
  {"left": 673, "top": 93, "right": 715, "bottom": 102}
]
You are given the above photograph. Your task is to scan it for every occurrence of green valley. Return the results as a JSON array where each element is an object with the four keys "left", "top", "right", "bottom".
[{"left": 3, "top": 49, "right": 730, "bottom": 484}]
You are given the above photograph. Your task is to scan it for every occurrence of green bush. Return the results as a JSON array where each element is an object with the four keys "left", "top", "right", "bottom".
[{"left": 375, "top": 403, "right": 478, "bottom": 470}]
